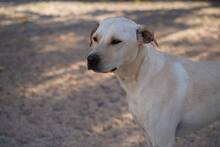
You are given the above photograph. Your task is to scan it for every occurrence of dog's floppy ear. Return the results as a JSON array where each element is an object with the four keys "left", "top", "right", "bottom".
[
  {"left": 90, "top": 22, "right": 99, "bottom": 46},
  {"left": 136, "top": 25, "right": 159, "bottom": 47}
]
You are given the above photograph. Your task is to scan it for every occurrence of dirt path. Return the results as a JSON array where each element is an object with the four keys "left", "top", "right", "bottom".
[{"left": 0, "top": 1, "right": 220, "bottom": 147}]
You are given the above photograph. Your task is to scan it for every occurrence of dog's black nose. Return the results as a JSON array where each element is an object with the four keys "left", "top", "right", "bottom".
[{"left": 87, "top": 53, "right": 100, "bottom": 70}]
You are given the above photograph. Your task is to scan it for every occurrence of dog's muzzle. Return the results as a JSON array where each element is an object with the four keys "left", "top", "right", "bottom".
[
  {"left": 87, "top": 53, "right": 117, "bottom": 72},
  {"left": 87, "top": 53, "right": 101, "bottom": 71}
]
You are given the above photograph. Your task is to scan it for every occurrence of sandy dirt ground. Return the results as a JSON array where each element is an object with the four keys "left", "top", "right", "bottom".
[{"left": 0, "top": 1, "right": 220, "bottom": 147}]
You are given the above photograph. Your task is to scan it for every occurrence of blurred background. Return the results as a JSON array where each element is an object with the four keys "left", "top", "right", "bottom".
[{"left": 0, "top": 0, "right": 220, "bottom": 147}]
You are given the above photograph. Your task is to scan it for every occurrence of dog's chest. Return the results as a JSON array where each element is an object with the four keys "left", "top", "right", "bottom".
[
  {"left": 127, "top": 94, "right": 152, "bottom": 128},
  {"left": 119, "top": 78, "right": 156, "bottom": 128}
]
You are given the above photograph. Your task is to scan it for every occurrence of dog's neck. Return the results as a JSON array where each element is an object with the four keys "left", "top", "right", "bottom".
[
  {"left": 115, "top": 44, "right": 165, "bottom": 94},
  {"left": 115, "top": 45, "right": 147, "bottom": 82}
]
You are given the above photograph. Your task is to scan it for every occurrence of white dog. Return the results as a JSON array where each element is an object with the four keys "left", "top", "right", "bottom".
[{"left": 87, "top": 17, "right": 220, "bottom": 147}]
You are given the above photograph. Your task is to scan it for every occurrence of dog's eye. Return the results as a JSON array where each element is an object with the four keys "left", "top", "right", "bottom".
[
  {"left": 93, "top": 36, "right": 98, "bottom": 42},
  {"left": 111, "top": 39, "right": 122, "bottom": 45}
]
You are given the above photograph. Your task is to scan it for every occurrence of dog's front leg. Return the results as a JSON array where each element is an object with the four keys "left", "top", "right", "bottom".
[
  {"left": 145, "top": 106, "right": 180, "bottom": 147},
  {"left": 147, "top": 125, "right": 176, "bottom": 147},
  {"left": 144, "top": 132, "right": 153, "bottom": 147}
]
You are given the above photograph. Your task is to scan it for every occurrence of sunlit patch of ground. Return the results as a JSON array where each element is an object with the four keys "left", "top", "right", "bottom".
[{"left": 0, "top": 1, "right": 220, "bottom": 147}]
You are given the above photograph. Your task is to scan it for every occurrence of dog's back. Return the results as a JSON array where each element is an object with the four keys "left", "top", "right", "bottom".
[{"left": 173, "top": 57, "right": 220, "bottom": 136}]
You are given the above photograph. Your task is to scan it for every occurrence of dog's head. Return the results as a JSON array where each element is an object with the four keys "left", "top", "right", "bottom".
[{"left": 87, "top": 17, "right": 158, "bottom": 73}]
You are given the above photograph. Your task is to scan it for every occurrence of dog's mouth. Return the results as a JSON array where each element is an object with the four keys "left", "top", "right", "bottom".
[
  {"left": 88, "top": 67, "right": 117, "bottom": 73},
  {"left": 110, "top": 67, "right": 117, "bottom": 72}
]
